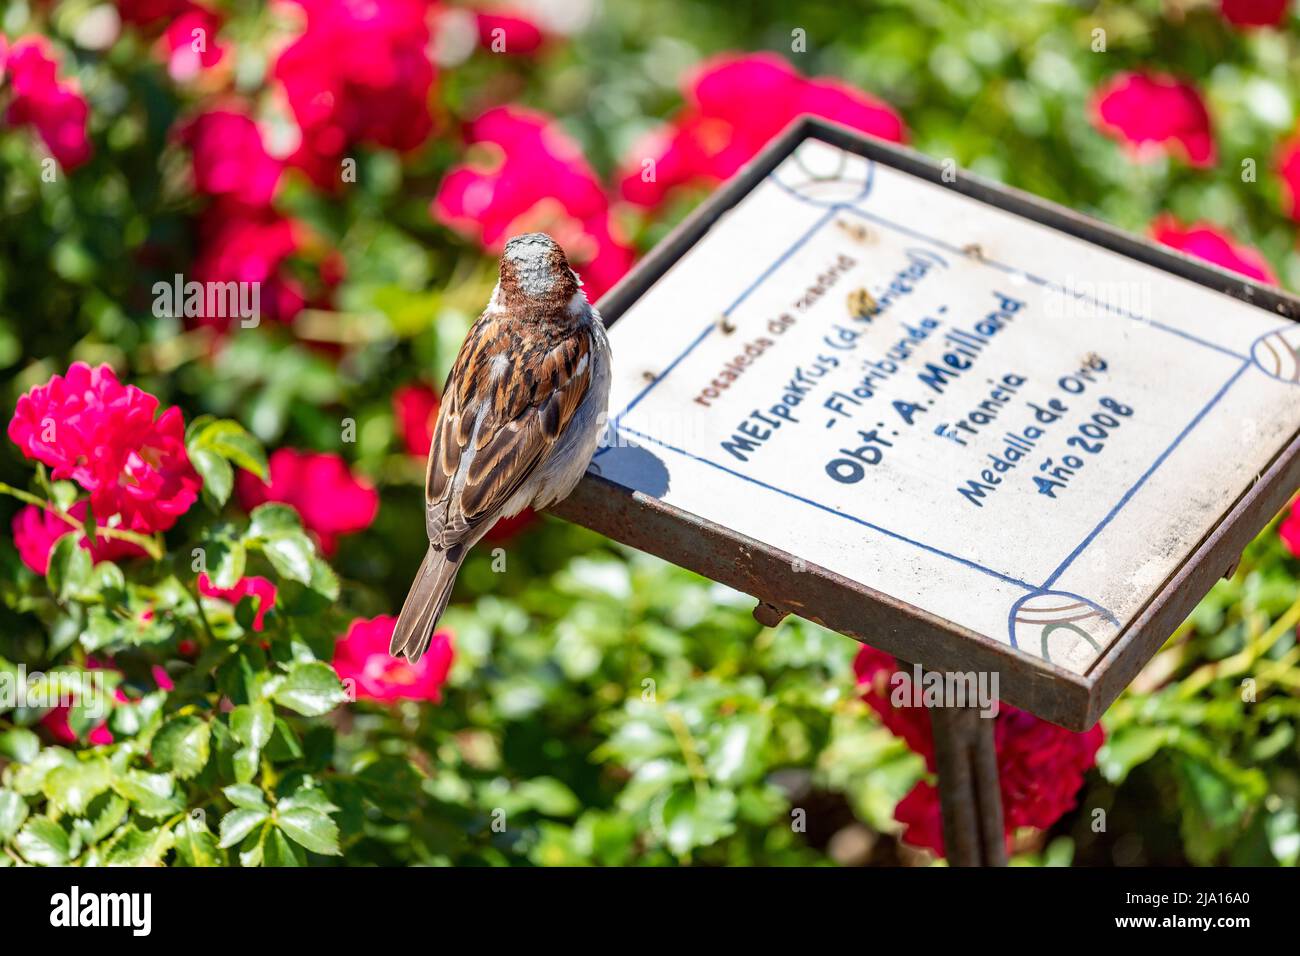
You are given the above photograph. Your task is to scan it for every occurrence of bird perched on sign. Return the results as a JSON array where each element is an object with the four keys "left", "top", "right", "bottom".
[{"left": 390, "top": 233, "right": 612, "bottom": 663}]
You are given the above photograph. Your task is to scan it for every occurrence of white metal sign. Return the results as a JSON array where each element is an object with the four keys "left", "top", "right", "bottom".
[{"left": 596, "top": 137, "right": 1300, "bottom": 674}]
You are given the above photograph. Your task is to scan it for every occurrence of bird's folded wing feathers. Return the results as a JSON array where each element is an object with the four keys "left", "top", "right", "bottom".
[{"left": 425, "top": 313, "right": 593, "bottom": 546}]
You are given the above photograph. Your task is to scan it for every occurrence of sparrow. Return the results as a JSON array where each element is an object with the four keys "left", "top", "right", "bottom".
[{"left": 390, "top": 233, "right": 612, "bottom": 663}]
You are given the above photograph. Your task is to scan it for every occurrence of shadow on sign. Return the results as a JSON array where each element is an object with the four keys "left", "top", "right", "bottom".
[{"left": 593, "top": 442, "right": 670, "bottom": 498}]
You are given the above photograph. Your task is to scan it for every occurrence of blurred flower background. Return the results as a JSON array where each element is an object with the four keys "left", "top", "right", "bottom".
[{"left": 1, "top": 0, "right": 1299, "bottom": 866}]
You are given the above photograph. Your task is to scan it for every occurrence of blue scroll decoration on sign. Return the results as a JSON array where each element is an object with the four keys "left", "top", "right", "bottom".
[
  {"left": 1250, "top": 325, "right": 1300, "bottom": 385},
  {"left": 769, "top": 141, "right": 875, "bottom": 208},
  {"left": 1007, "top": 590, "right": 1118, "bottom": 662}
]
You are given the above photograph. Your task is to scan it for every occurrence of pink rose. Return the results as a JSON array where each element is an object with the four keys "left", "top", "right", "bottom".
[
  {"left": 11, "top": 501, "right": 146, "bottom": 575},
  {"left": 164, "top": 5, "right": 226, "bottom": 78},
  {"left": 191, "top": 207, "right": 305, "bottom": 327},
  {"left": 475, "top": 9, "right": 545, "bottom": 54},
  {"left": 8, "top": 363, "right": 200, "bottom": 535},
  {"left": 197, "top": 573, "right": 278, "bottom": 631},
  {"left": 1151, "top": 215, "right": 1277, "bottom": 285},
  {"left": 236, "top": 448, "right": 378, "bottom": 555},
  {"left": 433, "top": 105, "right": 634, "bottom": 299},
  {"left": 1276, "top": 132, "right": 1300, "bottom": 221},
  {"left": 1090, "top": 72, "right": 1215, "bottom": 167},
  {"left": 273, "top": 0, "right": 436, "bottom": 186},
  {"left": 181, "top": 109, "right": 281, "bottom": 207},
  {"left": 333, "top": 615, "right": 453, "bottom": 703},
  {"left": 619, "top": 53, "right": 906, "bottom": 207},
  {"left": 3, "top": 38, "right": 93, "bottom": 170},
  {"left": 1280, "top": 499, "right": 1300, "bottom": 557}
]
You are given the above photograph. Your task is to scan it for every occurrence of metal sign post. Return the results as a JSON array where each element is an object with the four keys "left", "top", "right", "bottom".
[{"left": 550, "top": 116, "right": 1300, "bottom": 865}]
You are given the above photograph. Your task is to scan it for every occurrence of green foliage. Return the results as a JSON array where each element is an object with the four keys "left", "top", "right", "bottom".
[{"left": 1, "top": 0, "right": 1298, "bottom": 868}]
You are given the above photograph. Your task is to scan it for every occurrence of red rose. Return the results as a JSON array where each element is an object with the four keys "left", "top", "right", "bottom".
[
  {"left": 393, "top": 383, "right": 440, "bottom": 458},
  {"left": 853, "top": 645, "right": 1103, "bottom": 857},
  {"left": 1220, "top": 0, "right": 1290, "bottom": 27}
]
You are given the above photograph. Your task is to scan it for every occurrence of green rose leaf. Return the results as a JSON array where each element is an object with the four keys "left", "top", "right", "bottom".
[
  {"left": 279, "top": 787, "right": 339, "bottom": 815},
  {"left": 173, "top": 812, "right": 221, "bottom": 867},
  {"left": 230, "top": 700, "right": 274, "bottom": 750},
  {"left": 273, "top": 662, "right": 347, "bottom": 716},
  {"left": 9, "top": 747, "right": 74, "bottom": 797},
  {"left": 0, "top": 790, "right": 29, "bottom": 842},
  {"left": 263, "top": 826, "right": 305, "bottom": 867},
  {"left": 81, "top": 794, "right": 130, "bottom": 845},
  {"left": 190, "top": 447, "right": 234, "bottom": 507},
  {"left": 43, "top": 756, "right": 113, "bottom": 816},
  {"left": 189, "top": 419, "right": 268, "bottom": 480},
  {"left": 218, "top": 807, "right": 269, "bottom": 849},
  {"left": 308, "top": 556, "right": 340, "bottom": 601},
  {"left": 207, "top": 538, "right": 246, "bottom": 589},
  {"left": 275, "top": 806, "right": 340, "bottom": 856},
  {"left": 51, "top": 481, "right": 79, "bottom": 512},
  {"left": 152, "top": 715, "right": 212, "bottom": 780},
  {"left": 47, "top": 533, "right": 93, "bottom": 600},
  {"left": 105, "top": 824, "right": 175, "bottom": 867},
  {"left": 233, "top": 745, "right": 259, "bottom": 784},
  {"left": 0, "top": 727, "right": 41, "bottom": 764},
  {"left": 14, "top": 816, "right": 70, "bottom": 866},
  {"left": 660, "top": 787, "right": 738, "bottom": 858},
  {"left": 112, "top": 770, "right": 185, "bottom": 819},
  {"left": 222, "top": 784, "right": 267, "bottom": 811},
  {"left": 262, "top": 533, "right": 314, "bottom": 584},
  {"left": 247, "top": 503, "right": 302, "bottom": 538}
]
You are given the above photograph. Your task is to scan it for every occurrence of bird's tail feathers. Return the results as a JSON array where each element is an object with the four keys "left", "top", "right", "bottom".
[{"left": 390, "top": 545, "right": 463, "bottom": 663}]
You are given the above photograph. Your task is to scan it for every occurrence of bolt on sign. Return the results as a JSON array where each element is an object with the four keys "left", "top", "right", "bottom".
[{"left": 551, "top": 117, "right": 1300, "bottom": 731}]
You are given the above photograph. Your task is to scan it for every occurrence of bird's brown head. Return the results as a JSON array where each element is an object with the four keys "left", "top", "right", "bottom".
[{"left": 498, "top": 233, "right": 580, "bottom": 308}]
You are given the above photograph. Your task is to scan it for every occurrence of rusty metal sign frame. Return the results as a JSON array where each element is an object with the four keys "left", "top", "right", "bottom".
[{"left": 550, "top": 115, "right": 1300, "bottom": 733}]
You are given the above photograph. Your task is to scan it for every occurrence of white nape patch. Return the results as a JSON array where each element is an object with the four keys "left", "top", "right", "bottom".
[
  {"left": 566, "top": 290, "right": 591, "bottom": 317},
  {"left": 484, "top": 282, "right": 505, "bottom": 314}
]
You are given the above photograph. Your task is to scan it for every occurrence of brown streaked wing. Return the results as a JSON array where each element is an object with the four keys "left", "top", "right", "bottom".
[
  {"left": 424, "top": 319, "right": 593, "bottom": 546},
  {"left": 424, "top": 310, "right": 502, "bottom": 506}
]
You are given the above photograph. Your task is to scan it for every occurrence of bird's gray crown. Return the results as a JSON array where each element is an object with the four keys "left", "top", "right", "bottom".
[
  {"left": 503, "top": 232, "right": 561, "bottom": 260},
  {"left": 500, "top": 233, "right": 572, "bottom": 299}
]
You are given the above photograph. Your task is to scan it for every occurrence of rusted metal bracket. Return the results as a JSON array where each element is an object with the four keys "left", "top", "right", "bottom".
[
  {"left": 752, "top": 601, "right": 790, "bottom": 627},
  {"left": 927, "top": 682, "right": 1007, "bottom": 867}
]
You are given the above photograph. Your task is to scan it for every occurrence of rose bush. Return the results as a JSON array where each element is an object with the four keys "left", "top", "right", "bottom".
[{"left": 1, "top": 0, "right": 1299, "bottom": 867}]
